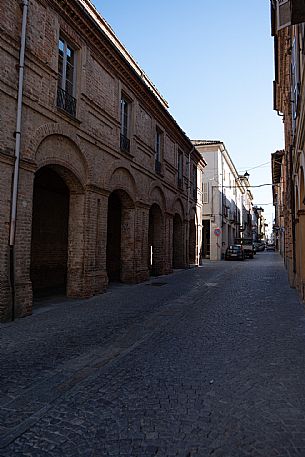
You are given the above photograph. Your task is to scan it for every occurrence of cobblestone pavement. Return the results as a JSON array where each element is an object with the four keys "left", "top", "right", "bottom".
[{"left": 1, "top": 253, "right": 305, "bottom": 456}]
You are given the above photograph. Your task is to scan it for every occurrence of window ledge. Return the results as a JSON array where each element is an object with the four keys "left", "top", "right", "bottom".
[
  {"left": 56, "top": 106, "right": 82, "bottom": 125},
  {"left": 119, "top": 147, "right": 135, "bottom": 159},
  {"left": 155, "top": 171, "right": 164, "bottom": 178}
]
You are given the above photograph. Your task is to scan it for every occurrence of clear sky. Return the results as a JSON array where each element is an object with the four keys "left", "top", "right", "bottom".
[{"left": 94, "top": 0, "right": 284, "bottom": 229}]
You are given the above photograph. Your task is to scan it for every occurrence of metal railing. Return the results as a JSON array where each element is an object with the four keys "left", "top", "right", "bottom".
[
  {"left": 155, "top": 160, "right": 161, "bottom": 174},
  {"left": 120, "top": 133, "right": 130, "bottom": 153},
  {"left": 57, "top": 87, "right": 76, "bottom": 117}
]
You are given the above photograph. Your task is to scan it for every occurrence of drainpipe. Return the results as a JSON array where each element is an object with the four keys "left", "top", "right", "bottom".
[
  {"left": 290, "top": 146, "right": 296, "bottom": 275},
  {"left": 220, "top": 148, "right": 224, "bottom": 259},
  {"left": 187, "top": 146, "right": 195, "bottom": 267},
  {"left": 9, "top": 0, "right": 29, "bottom": 321}
]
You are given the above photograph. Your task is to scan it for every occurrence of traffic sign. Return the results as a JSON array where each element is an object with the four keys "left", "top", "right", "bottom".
[{"left": 214, "top": 227, "right": 221, "bottom": 237}]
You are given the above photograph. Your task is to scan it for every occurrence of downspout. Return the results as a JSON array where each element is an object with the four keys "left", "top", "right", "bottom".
[
  {"left": 187, "top": 147, "right": 195, "bottom": 267},
  {"left": 220, "top": 148, "right": 224, "bottom": 259},
  {"left": 290, "top": 146, "right": 296, "bottom": 275},
  {"left": 9, "top": 0, "right": 29, "bottom": 321}
]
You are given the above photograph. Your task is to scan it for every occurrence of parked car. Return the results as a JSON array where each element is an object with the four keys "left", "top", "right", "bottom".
[
  {"left": 253, "top": 241, "right": 266, "bottom": 252},
  {"left": 234, "top": 238, "right": 254, "bottom": 259},
  {"left": 225, "top": 244, "right": 245, "bottom": 260},
  {"left": 266, "top": 243, "right": 275, "bottom": 251}
]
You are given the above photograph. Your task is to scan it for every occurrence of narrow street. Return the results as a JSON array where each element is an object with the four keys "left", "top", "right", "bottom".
[{"left": 1, "top": 252, "right": 305, "bottom": 457}]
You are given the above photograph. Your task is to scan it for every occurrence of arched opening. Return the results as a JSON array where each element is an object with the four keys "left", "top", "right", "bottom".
[
  {"left": 189, "top": 213, "right": 197, "bottom": 265},
  {"left": 148, "top": 203, "right": 164, "bottom": 276},
  {"left": 106, "top": 190, "right": 135, "bottom": 283},
  {"left": 30, "top": 167, "right": 69, "bottom": 297},
  {"left": 202, "top": 220, "right": 210, "bottom": 259},
  {"left": 173, "top": 213, "right": 184, "bottom": 268}
]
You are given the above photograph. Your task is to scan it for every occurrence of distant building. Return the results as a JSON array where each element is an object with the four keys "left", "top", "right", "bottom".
[
  {"left": 252, "top": 207, "right": 267, "bottom": 243},
  {"left": 272, "top": 150, "right": 285, "bottom": 254},
  {"left": 192, "top": 141, "right": 253, "bottom": 260}
]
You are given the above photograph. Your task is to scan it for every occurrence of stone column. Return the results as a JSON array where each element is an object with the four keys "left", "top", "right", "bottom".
[
  {"left": 298, "top": 209, "right": 305, "bottom": 300},
  {"left": 183, "top": 217, "right": 188, "bottom": 268},
  {"left": 134, "top": 204, "right": 150, "bottom": 282},
  {"left": 14, "top": 164, "right": 35, "bottom": 317},
  {"left": 164, "top": 213, "right": 173, "bottom": 274},
  {"left": 295, "top": 217, "right": 300, "bottom": 289},
  {"left": 0, "top": 156, "right": 14, "bottom": 322},
  {"left": 120, "top": 204, "right": 136, "bottom": 283},
  {"left": 80, "top": 188, "right": 109, "bottom": 297}
]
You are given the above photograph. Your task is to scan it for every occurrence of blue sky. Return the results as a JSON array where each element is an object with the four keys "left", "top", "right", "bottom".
[{"left": 94, "top": 0, "right": 283, "bottom": 227}]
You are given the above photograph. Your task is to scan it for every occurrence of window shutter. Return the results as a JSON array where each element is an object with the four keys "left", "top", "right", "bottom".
[{"left": 203, "top": 182, "right": 209, "bottom": 204}]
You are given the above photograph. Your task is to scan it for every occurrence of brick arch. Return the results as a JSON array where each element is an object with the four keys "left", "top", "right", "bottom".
[
  {"left": 38, "top": 164, "right": 84, "bottom": 194},
  {"left": 172, "top": 197, "right": 186, "bottom": 219},
  {"left": 149, "top": 185, "right": 167, "bottom": 212},
  {"left": 34, "top": 135, "right": 88, "bottom": 188},
  {"left": 27, "top": 123, "right": 89, "bottom": 184},
  {"left": 107, "top": 166, "right": 138, "bottom": 203},
  {"left": 109, "top": 188, "right": 135, "bottom": 208},
  {"left": 31, "top": 164, "right": 86, "bottom": 302}
]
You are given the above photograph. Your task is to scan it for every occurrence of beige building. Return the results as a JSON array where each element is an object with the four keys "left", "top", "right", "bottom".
[
  {"left": 0, "top": 0, "right": 205, "bottom": 321},
  {"left": 192, "top": 140, "right": 253, "bottom": 260}
]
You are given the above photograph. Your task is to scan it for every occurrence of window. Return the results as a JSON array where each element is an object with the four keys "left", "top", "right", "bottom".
[
  {"left": 291, "top": 35, "right": 300, "bottom": 129},
  {"left": 202, "top": 182, "right": 209, "bottom": 204},
  {"left": 177, "top": 150, "right": 183, "bottom": 188},
  {"left": 192, "top": 165, "right": 197, "bottom": 199},
  {"left": 57, "top": 37, "right": 76, "bottom": 117},
  {"left": 120, "top": 95, "right": 130, "bottom": 152},
  {"left": 155, "top": 128, "right": 162, "bottom": 174}
]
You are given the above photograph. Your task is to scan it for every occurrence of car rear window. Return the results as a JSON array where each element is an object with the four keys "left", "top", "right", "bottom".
[{"left": 229, "top": 245, "right": 241, "bottom": 251}]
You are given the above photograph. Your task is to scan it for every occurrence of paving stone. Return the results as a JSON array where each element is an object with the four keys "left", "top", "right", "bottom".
[{"left": 1, "top": 254, "right": 305, "bottom": 456}]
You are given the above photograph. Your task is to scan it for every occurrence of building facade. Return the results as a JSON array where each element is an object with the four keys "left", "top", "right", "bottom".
[
  {"left": 0, "top": 0, "right": 205, "bottom": 321},
  {"left": 271, "top": 0, "right": 305, "bottom": 300},
  {"left": 192, "top": 140, "right": 253, "bottom": 260},
  {"left": 272, "top": 150, "right": 286, "bottom": 254},
  {"left": 252, "top": 206, "right": 268, "bottom": 243}
]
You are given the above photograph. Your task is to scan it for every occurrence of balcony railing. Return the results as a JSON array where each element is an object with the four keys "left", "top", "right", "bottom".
[
  {"left": 120, "top": 133, "right": 130, "bottom": 153},
  {"left": 155, "top": 160, "right": 161, "bottom": 174},
  {"left": 57, "top": 87, "right": 76, "bottom": 117}
]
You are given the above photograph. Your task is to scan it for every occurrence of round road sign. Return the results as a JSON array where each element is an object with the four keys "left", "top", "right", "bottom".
[{"left": 214, "top": 227, "right": 221, "bottom": 237}]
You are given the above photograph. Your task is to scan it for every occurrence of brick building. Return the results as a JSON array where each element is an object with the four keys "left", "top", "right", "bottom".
[
  {"left": 271, "top": 0, "right": 305, "bottom": 300},
  {"left": 0, "top": 0, "right": 205, "bottom": 321}
]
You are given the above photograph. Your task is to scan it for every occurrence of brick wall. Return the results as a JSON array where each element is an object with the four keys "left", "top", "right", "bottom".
[{"left": 0, "top": 0, "right": 203, "bottom": 321}]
